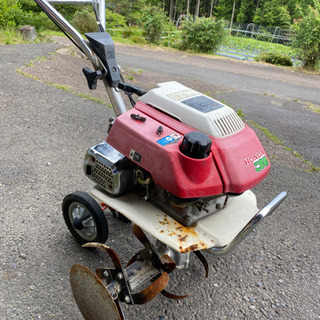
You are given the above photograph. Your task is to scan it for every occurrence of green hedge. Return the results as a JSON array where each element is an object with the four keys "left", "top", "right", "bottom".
[
  {"left": 180, "top": 18, "right": 226, "bottom": 53},
  {"left": 255, "top": 52, "right": 293, "bottom": 66}
]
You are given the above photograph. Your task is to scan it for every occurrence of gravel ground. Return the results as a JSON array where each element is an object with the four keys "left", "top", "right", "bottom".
[{"left": 0, "top": 41, "right": 319, "bottom": 320}]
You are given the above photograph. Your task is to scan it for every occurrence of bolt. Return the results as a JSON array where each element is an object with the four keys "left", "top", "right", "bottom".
[
  {"left": 124, "top": 296, "right": 131, "bottom": 304},
  {"left": 116, "top": 273, "right": 123, "bottom": 281}
]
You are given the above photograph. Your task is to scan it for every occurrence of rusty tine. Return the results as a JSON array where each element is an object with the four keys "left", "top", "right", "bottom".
[
  {"left": 83, "top": 242, "right": 122, "bottom": 269},
  {"left": 161, "top": 254, "right": 176, "bottom": 273},
  {"left": 193, "top": 250, "right": 209, "bottom": 278},
  {"left": 161, "top": 289, "right": 191, "bottom": 300},
  {"left": 132, "top": 224, "right": 150, "bottom": 247},
  {"left": 131, "top": 272, "right": 170, "bottom": 304}
]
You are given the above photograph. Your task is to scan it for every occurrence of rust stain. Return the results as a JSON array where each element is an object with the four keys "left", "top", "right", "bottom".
[
  {"left": 158, "top": 215, "right": 199, "bottom": 236},
  {"left": 179, "top": 234, "right": 188, "bottom": 242},
  {"left": 157, "top": 213, "right": 211, "bottom": 253},
  {"left": 180, "top": 242, "right": 208, "bottom": 254}
]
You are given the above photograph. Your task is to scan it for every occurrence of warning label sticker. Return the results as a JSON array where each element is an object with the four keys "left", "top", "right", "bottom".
[{"left": 157, "top": 133, "right": 182, "bottom": 146}]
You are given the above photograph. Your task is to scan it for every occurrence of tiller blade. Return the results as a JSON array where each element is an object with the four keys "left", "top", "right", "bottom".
[
  {"left": 82, "top": 241, "right": 175, "bottom": 305},
  {"left": 70, "top": 264, "right": 124, "bottom": 320},
  {"left": 70, "top": 224, "right": 211, "bottom": 318}
]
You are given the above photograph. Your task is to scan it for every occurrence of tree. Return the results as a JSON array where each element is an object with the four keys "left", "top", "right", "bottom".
[
  {"left": 236, "top": 0, "right": 255, "bottom": 23},
  {"left": 113, "top": 0, "right": 145, "bottom": 25},
  {"left": 253, "top": 0, "right": 291, "bottom": 27},
  {"left": 181, "top": 17, "right": 226, "bottom": 53},
  {"left": 215, "top": 0, "right": 237, "bottom": 20},
  {"left": 195, "top": 0, "right": 201, "bottom": 17},
  {"left": 141, "top": 5, "right": 169, "bottom": 44},
  {"left": 292, "top": 0, "right": 320, "bottom": 69}
]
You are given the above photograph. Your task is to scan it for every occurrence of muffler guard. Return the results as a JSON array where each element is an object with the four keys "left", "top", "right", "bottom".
[{"left": 90, "top": 186, "right": 287, "bottom": 254}]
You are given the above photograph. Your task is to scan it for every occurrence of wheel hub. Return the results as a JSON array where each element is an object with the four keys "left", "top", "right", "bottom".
[{"left": 73, "top": 217, "right": 84, "bottom": 230}]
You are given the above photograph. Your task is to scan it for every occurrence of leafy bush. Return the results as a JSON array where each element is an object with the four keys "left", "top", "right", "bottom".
[
  {"left": 0, "top": 0, "right": 51, "bottom": 31},
  {"left": 0, "top": 0, "right": 25, "bottom": 27},
  {"left": 105, "top": 9, "right": 127, "bottom": 28},
  {"left": 180, "top": 17, "right": 226, "bottom": 53},
  {"left": 19, "top": 0, "right": 40, "bottom": 12},
  {"left": 122, "top": 27, "right": 137, "bottom": 38},
  {"left": 140, "top": 6, "right": 168, "bottom": 44},
  {"left": 129, "top": 35, "right": 147, "bottom": 44},
  {"left": 72, "top": 9, "right": 98, "bottom": 34},
  {"left": 255, "top": 52, "right": 293, "bottom": 66},
  {"left": 292, "top": 1, "right": 320, "bottom": 70}
]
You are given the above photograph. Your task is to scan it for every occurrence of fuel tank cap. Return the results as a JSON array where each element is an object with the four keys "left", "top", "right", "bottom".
[{"left": 180, "top": 131, "right": 212, "bottom": 159}]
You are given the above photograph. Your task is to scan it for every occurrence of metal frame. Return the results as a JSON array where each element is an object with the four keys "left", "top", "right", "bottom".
[
  {"left": 208, "top": 191, "right": 288, "bottom": 255},
  {"left": 36, "top": 0, "right": 127, "bottom": 115}
]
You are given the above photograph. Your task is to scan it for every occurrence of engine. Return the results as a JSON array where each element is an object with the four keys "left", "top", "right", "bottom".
[
  {"left": 84, "top": 82, "right": 270, "bottom": 226},
  {"left": 84, "top": 141, "right": 227, "bottom": 226}
]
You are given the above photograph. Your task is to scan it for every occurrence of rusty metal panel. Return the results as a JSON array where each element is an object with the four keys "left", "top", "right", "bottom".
[{"left": 91, "top": 186, "right": 258, "bottom": 253}]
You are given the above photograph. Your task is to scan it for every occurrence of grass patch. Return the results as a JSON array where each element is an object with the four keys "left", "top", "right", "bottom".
[
  {"left": 248, "top": 119, "right": 320, "bottom": 172},
  {"left": 125, "top": 75, "right": 135, "bottom": 81},
  {"left": 22, "top": 55, "right": 56, "bottom": 68},
  {"left": 0, "top": 27, "right": 54, "bottom": 44},
  {"left": 222, "top": 36, "right": 295, "bottom": 56},
  {"left": 249, "top": 121, "right": 283, "bottom": 145},
  {"left": 305, "top": 102, "right": 320, "bottom": 113},
  {"left": 16, "top": 69, "right": 40, "bottom": 81},
  {"left": 45, "top": 82, "right": 110, "bottom": 105},
  {"left": 77, "top": 93, "right": 109, "bottom": 106},
  {"left": 203, "top": 91, "right": 212, "bottom": 97},
  {"left": 48, "top": 83, "right": 71, "bottom": 91},
  {"left": 0, "top": 27, "right": 24, "bottom": 45},
  {"left": 237, "top": 109, "right": 245, "bottom": 118},
  {"left": 17, "top": 53, "right": 111, "bottom": 107},
  {"left": 17, "top": 66, "right": 110, "bottom": 106}
]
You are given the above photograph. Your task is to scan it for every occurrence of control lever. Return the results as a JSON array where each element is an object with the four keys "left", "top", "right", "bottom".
[
  {"left": 82, "top": 67, "right": 103, "bottom": 90},
  {"left": 118, "top": 83, "right": 147, "bottom": 96}
]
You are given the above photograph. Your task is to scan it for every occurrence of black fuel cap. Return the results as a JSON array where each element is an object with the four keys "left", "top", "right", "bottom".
[{"left": 180, "top": 131, "right": 212, "bottom": 159}]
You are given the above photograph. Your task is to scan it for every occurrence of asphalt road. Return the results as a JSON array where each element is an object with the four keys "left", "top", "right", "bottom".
[{"left": 0, "top": 42, "right": 319, "bottom": 320}]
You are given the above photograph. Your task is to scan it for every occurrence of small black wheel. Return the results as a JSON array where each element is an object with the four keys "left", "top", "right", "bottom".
[{"left": 62, "top": 191, "right": 108, "bottom": 245}]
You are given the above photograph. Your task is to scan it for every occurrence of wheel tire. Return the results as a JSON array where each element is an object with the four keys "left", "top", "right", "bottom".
[{"left": 62, "top": 191, "right": 108, "bottom": 245}]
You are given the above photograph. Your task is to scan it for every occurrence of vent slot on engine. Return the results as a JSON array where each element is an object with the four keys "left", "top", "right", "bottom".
[{"left": 209, "top": 108, "right": 245, "bottom": 137}]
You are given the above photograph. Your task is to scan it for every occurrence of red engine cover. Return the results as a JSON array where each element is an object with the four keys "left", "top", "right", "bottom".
[{"left": 107, "top": 101, "right": 270, "bottom": 198}]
